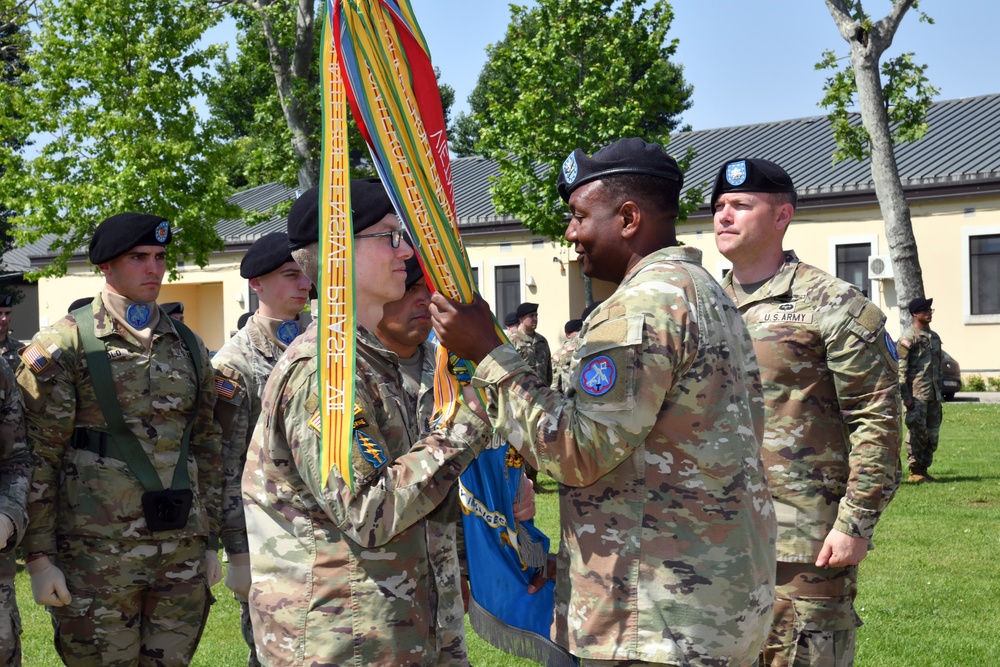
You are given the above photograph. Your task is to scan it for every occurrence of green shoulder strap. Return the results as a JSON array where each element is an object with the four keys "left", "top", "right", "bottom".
[{"left": 73, "top": 303, "right": 200, "bottom": 492}]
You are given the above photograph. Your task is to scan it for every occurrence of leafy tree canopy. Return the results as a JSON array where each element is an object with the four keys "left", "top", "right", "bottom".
[
  {"left": 468, "top": 0, "right": 693, "bottom": 239},
  {"left": 0, "top": 0, "right": 239, "bottom": 279}
]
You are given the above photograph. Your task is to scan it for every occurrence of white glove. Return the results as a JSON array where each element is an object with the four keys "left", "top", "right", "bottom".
[
  {"left": 0, "top": 513, "right": 13, "bottom": 546},
  {"left": 26, "top": 556, "right": 72, "bottom": 607},
  {"left": 205, "top": 550, "right": 223, "bottom": 587},
  {"left": 224, "top": 552, "right": 252, "bottom": 600}
]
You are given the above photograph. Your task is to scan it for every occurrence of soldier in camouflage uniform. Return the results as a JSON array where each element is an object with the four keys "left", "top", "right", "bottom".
[
  {"left": 507, "top": 302, "right": 552, "bottom": 386},
  {"left": 243, "top": 181, "right": 491, "bottom": 667},
  {"left": 0, "top": 295, "right": 25, "bottom": 374},
  {"left": 17, "top": 213, "right": 223, "bottom": 667},
  {"left": 712, "top": 158, "right": 902, "bottom": 667},
  {"left": 432, "top": 138, "right": 776, "bottom": 667},
  {"left": 0, "top": 358, "right": 31, "bottom": 666},
  {"left": 212, "top": 232, "right": 310, "bottom": 667},
  {"left": 897, "top": 297, "right": 943, "bottom": 483},
  {"left": 549, "top": 318, "right": 581, "bottom": 393}
]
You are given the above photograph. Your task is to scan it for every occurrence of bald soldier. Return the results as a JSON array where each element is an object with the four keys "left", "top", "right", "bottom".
[
  {"left": 432, "top": 137, "right": 776, "bottom": 667},
  {"left": 243, "top": 181, "right": 492, "bottom": 666},
  {"left": 17, "top": 213, "right": 223, "bottom": 666},
  {"left": 712, "top": 158, "right": 901, "bottom": 667},
  {"left": 212, "top": 231, "right": 310, "bottom": 667}
]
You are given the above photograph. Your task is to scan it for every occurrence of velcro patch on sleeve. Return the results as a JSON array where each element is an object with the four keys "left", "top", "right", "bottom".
[
  {"left": 21, "top": 343, "right": 54, "bottom": 375},
  {"left": 214, "top": 374, "right": 241, "bottom": 400}
]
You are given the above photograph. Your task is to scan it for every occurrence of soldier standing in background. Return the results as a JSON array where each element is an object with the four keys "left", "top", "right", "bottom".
[
  {"left": 161, "top": 302, "right": 185, "bottom": 323},
  {"left": 243, "top": 180, "right": 492, "bottom": 666},
  {"left": 212, "top": 231, "right": 310, "bottom": 667},
  {"left": 0, "top": 349, "right": 31, "bottom": 666},
  {"left": 549, "top": 318, "right": 581, "bottom": 393},
  {"left": 897, "top": 297, "right": 943, "bottom": 483},
  {"left": 712, "top": 157, "right": 901, "bottom": 667},
  {"left": 431, "top": 138, "right": 775, "bottom": 667},
  {"left": 17, "top": 213, "right": 223, "bottom": 666},
  {"left": 507, "top": 302, "right": 552, "bottom": 386},
  {"left": 0, "top": 295, "right": 24, "bottom": 374}
]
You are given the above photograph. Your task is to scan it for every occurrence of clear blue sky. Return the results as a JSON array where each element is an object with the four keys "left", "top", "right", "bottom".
[{"left": 402, "top": 0, "right": 1000, "bottom": 132}]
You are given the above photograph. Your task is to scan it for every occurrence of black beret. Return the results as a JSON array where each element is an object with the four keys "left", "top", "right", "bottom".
[
  {"left": 0, "top": 294, "right": 12, "bottom": 308},
  {"left": 710, "top": 158, "right": 795, "bottom": 208},
  {"left": 161, "top": 302, "right": 184, "bottom": 316},
  {"left": 404, "top": 255, "right": 425, "bottom": 291},
  {"left": 241, "top": 232, "right": 294, "bottom": 279},
  {"left": 581, "top": 300, "right": 602, "bottom": 320},
  {"left": 515, "top": 302, "right": 538, "bottom": 319},
  {"left": 564, "top": 318, "right": 582, "bottom": 335},
  {"left": 351, "top": 178, "right": 395, "bottom": 234},
  {"left": 907, "top": 297, "right": 933, "bottom": 314},
  {"left": 89, "top": 213, "right": 171, "bottom": 264},
  {"left": 287, "top": 187, "right": 319, "bottom": 251},
  {"left": 68, "top": 297, "right": 94, "bottom": 314},
  {"left": 237, "top": 311, "right": 253, "bottom": 330},
  {"left": 503, "top": 312, "right": 518, "bottom": 327},
  {"left": 557, "top": 137, "right": 683, "bottom": 201}
]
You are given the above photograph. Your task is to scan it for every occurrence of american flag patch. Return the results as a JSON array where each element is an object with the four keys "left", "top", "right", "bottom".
[
  {"left": 23, "top": 344, "right": 51, "bottom": 374},
  {"left": 308, "top": 411, "right": 322, "bottom": 433},
  {"left": 215, "top": 375, "right": 239, "bottom": 399}
]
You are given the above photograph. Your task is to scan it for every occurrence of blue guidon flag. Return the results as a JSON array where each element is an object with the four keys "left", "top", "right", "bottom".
[{"left": 726, "top": 160, "right": 747, "bottom": 186}]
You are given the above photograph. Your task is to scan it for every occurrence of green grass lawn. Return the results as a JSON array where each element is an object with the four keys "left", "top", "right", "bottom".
[{"left": 15, "top": 402, "right": 1000, "bottom": 666}]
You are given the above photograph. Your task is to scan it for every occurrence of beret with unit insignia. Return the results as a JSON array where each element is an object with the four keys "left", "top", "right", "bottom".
[
  {"left": 557, "top": 137, "right": 684, "bottom": 202},
  {"left": 89, "top": 213, "right": 171, "bottom": 265}
]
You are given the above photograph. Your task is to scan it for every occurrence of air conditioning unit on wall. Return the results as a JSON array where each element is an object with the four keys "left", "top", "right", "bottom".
[{"left": 868, "top": 255, "right": 894, "bottom": 280}]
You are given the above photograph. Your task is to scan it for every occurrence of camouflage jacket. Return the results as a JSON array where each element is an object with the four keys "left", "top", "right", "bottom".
[
  {"left": 507, "top": 328, "right": 552, "bottom": 386},
  {"left": 549, "top": 336, "right": 579, "bottom": 393},
  {"left": 212, "top": 314, "right": 289, "bottom": 556},
  {"left": 243, "top": 324, "right": 489, "bottom": 666},
  {"left": 0, "top": 336, "right": 23, "bottom": 376},
  {"left": 16, "top": 292, "right": 222, "bottom": 555},
  {"left": 722, "top": 251, "right": 901, "bottom": 562},
  {"left": 897, "top": 326, "right": 943, "bottom": 402},
  {"left": 0, "top": 361, "right": 30, "bottom": 554},
  {"left": 473, "top": 245, "right": 776, "bottom": 666}
]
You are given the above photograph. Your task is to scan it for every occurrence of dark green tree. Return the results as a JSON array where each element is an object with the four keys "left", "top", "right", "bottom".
[
  {"left": 0, "top": 0, "right": 31, "bottom": 279},
  {"left": 469, "top": 0, "right": 693, "bottom": 239}
]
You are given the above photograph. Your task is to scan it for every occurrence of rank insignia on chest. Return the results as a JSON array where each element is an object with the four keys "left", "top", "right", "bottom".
[
  {"left": 356, "top": 430, "right": 387, "bottom": 468},
  {"left": 22, "top": 343, "right": 52, "bottom": 374},
  {"left": 215, "top": 375, "right": 240, "bottom": 400},
  {"left": 581, "top": 355, "right": 616, "bottom": 396},
  {"left": 126, "top": 302, "right": 152, "bottom": 328}
]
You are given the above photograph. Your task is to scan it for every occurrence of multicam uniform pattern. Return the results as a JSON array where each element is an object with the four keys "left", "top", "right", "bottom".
[
  {"left": 473, "top": 245, "right": 776, "bottom": 667},
  {"left": 243, "top": 324, "right": 489, "bottom": 667},
  {"left": 0, "top": 336, "right": 24, "bottom": 375},
  {"left": 548, "top": 336, "right": 579, "bottom": 393},
  {"left": 0, "top": 361, "right": 30, "bottom": 666},
  {"left": 507, "top": 328, "right": 552, "bottom": 387},
  {"left": 897, "top": 325, "right": 943, "bottom": 475},
  {"left": 213, "top": 313, "right": 293, "bottom": 667},
  {"left": 16, "top": 293, "right": 222, "bottom": 666},
  {"left": 722, "top": 251, "right": 901, "bottom": 666}
]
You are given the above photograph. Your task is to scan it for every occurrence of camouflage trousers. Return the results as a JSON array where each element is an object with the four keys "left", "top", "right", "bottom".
[
  {"left": 905, "top": 399, "right": 942, "bottom": 473},
  {"left": 761, "top": 562, "right": 861, "bottom": 667},
  {"left": 49, "top": 536, "right": 213, "bottom": 667},
  {"left": 237, "top": 597, "right": 262, "bottom": 667},
  {"left": 578, "top": 660, "right": 759, "bottom": 667},
  {"left": 0, "top": 552, "right": 22, "bottom": 667}
]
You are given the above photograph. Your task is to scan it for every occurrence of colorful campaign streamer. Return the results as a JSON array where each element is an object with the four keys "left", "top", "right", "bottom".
[{"left": 321, "top": 1, "right": 570, "bottom": 663}]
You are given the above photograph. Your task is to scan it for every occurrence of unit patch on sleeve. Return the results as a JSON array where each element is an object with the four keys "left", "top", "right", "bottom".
[
  {"left": 356, "top": 430, "right": 387, "bottom": 469},
  {"left": 580, "top": 355, "right": 617, "bottom": 396}
]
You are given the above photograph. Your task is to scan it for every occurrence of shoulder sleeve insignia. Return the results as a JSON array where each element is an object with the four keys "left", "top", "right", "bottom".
[
  {"left": 352, "top": 403, "right": 370, "bottom": 429},
  {"left": 356, "top": 430, "right": 387, "bottom": 469},
  {"left": 884, "top": 331, "right": 899, "bottom": 362},
  {"left": 214, "top": 374, "right": 241, "bottom": 400},
  {"left": 580, "top": 355, "right": 617, "bottom": 396},
  {"left": 308, "top": 411, "right": 322, "bottom": 433},
  {"left": 21, "top": 343, "right": 54, "bottom": 375}
]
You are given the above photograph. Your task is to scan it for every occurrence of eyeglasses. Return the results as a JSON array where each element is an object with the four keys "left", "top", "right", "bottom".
[{"left": 355, "top": 229, "right": 402, "bottom": 248}]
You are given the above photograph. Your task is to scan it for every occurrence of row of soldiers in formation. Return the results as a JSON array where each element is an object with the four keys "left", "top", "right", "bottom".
[{"left": 0, "top": 140, "right": 944, "bottom": 667}]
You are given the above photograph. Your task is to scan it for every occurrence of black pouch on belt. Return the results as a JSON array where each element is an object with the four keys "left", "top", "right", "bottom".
[{"left": 142, "top": 488, "right": 194, "bottom": 532}]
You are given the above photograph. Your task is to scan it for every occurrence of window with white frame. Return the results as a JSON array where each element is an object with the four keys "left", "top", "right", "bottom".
[
  {"left": 494, "top": 265, "right": 521, "bottom": 321},
  {"left": 970, "top": 233, "right": 1000, "bottom": 316},
  {"left": 835, "top": 243, "right": 872, "bottom": 298}
]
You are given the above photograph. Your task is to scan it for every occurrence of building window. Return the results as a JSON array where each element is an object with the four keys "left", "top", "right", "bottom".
[
  {"left": 970, "top": 234, "right": 1000, "bottom": 315},
  {"left": 836, "top": 243, "right": 871, "bottom": 298},
  {"left": 471, "top": 267, "right": 480, "bottom": 290},
  {"left": 494, "top": 265, "right": 521, "bottom": 320}
]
